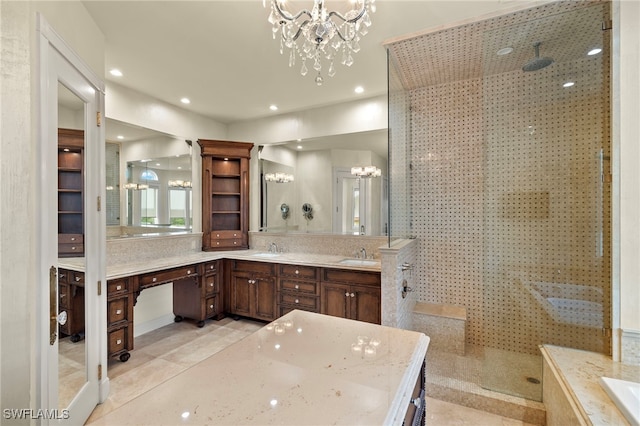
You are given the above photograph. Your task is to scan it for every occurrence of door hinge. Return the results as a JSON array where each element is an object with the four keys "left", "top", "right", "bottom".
[
  {"left": 97, "top": 280, "right": 102, "bottom": 296},
  {"left": 97, "top": 196, "right": 101, "bottom": 212},
  {"left": 602, "top": 328, "right": 612, "bottom": 337},
  {"left": 602, "top": 19, "right": 613, "bottom": 31},
  {"left": 96, "top": 111, "right": 102, "bottom": 127},
  {"left": 98, "top": 364, "right": 102, "bottom": 381}
]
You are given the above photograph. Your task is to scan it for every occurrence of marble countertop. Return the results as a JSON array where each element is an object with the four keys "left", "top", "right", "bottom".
[
  {"left": 89, "top": 310, "right": 429, "bottom": 425},
  {"left": 58, "top": 250, "right": 381, "bottom": 279},
  {"left": 541, "top": 345, "right": 640, "bottom": 425}
]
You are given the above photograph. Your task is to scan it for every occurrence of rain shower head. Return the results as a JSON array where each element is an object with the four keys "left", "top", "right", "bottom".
[{"left": 522, "top": 42, "right": 554, "bottom": 72}]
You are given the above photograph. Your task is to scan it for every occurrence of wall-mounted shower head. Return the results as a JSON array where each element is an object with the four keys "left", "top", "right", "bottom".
[{"left": 522, "top": 42, "right": 554, "bottom": 72}]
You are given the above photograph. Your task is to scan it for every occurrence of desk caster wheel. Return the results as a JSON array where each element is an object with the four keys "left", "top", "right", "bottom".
[
  {"left": 174, "top": 315, "right": 183, "bottom": 323},
  {"left": 197, "top": 320, "right": 205, "bottom": 328},
  {"left": 119, "top": 352, "right": 130, "bottom": 362}
]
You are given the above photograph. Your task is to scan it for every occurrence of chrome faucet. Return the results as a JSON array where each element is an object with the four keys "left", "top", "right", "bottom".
[
  {"left": 359, "top": 247, "right": 367, "bottom": 259},
  {"left": 269, "top": 242, "right": 278, "bottom": 253}
]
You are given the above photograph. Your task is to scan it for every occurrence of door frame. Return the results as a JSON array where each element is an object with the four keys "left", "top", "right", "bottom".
[{"left": 36, "top": 13, "right": 108, "bottom": 424}]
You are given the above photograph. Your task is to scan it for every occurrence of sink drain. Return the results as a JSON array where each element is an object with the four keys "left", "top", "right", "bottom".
[{"left": 526, "top": 377, "right": 541, "bottom": 384}]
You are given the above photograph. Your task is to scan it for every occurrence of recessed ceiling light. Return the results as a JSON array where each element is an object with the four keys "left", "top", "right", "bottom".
[
  {"left": 354, "top": 86, "right": 364, "bottom": 94},
  {"left": 496, "top": 47, "right": 514, "bottom": 56},
  {"left": 269, "top": 105, "right": 278, "bottom": 111},
  {"left": 297, "top": 145, "right": 302, "bottom": 150},
  {"left": 109, "top": 69, "right": 123, "bottom": 77},
  {"left": 116, "top": 135, "right": 124, "bottom": 140},
  {"left": 180, "top": 98, "right": 191, "bottom": 104},
  {"left": 587, "top": 48, "right": 602, "bottom": 56},
  {"left": 563, "top": 81, "right": 575, "bottom": 88}
]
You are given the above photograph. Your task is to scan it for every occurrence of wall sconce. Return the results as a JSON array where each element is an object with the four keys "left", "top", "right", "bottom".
[
  {"left": 122, "top": 183, "right": 149, "bottom": 190},
  {"left": 351, "top": 166, "right": 381, "bottom": 178},
  {"left": 168, "top": 180, "right": 192, "bottom": 188},
  {"left": 265, "top": 172, "right": 294, "bottom": 183}
]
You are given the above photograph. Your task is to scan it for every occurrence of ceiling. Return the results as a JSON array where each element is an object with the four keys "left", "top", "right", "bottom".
[{"left": 81, "top": 0, "right": 528, "bottom": 126}]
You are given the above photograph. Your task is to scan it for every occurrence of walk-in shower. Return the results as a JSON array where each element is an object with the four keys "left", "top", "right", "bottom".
[{"left": 387, "top": 0, "right": 611, "bottom": 415}]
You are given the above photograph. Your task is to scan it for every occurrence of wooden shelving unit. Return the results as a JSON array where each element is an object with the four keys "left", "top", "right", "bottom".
[{"left": 58, "top": 128, "right": 84, "bottom": 257}]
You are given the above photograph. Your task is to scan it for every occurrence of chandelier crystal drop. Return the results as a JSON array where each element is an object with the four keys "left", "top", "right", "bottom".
[
  {"left": 267, "top": 0, "right": 375, "bottom": 85},
  {"left": 351, "top": 165, "right": 381, "bottom": 178}
]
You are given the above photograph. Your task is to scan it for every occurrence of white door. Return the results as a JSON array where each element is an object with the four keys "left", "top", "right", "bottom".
[{"left": 37, "top": 15, "right": 107, "bottom": 425}]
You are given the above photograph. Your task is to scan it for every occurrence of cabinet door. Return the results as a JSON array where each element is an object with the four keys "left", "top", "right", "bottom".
[
  {"left": 351, "top": 285, "right": 381, "bottom": 324},
  {"left": 229, "top": 271, "right": 252, "bottom": 317},
  {"left": 254, "top": 276, "right": 277, "bottom": 321},
  {"left": 320, "top": 282, "right": 351, "bottom": 319}
]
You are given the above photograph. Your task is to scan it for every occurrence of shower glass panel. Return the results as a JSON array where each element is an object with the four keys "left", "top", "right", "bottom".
[
  {"left": 480, "top": 3, "right": 611, "bottom": 400},
  {"left": 387, "top": 49, "right": 412, "bottom": 245}
]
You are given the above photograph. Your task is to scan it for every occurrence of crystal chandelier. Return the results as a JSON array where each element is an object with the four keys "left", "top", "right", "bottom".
[
  {"left": 267, "top": 0, "right": 376, "bottom": 86},
  {"left": 351, "top": 165, "right": 381, "bottom": 178}
]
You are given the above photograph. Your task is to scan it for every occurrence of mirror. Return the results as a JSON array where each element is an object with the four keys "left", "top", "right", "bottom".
[
  {"left": 57, "top": 82, "right": 87, "bottom": 409},
  {"left": 258, "top": 129, "right": 388, "bottom": 235},
  {"left": 105, "top": 119, "right": 193, "bottom": 238}
]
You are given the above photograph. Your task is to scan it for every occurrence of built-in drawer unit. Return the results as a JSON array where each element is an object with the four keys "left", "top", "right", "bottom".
[
  {"left": 174, "top": 259, "right": 224, "bottom": 327},
  {"left": 278, "top": 263, "right": 320, "bottom": 316},
  {"left": 108, "top": 297, "right": 129, "bottom": 326},
  {"left": 108, "top": 326, "right": 131, "bottom": 361},
  {"left": 106, "top": 276, "right": 134, "bottom": 362},
  {"left": 58, "top": 268, "right": 85, "bottom": 341}
]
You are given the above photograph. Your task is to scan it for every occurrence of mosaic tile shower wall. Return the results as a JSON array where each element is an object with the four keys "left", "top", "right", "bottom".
[{"left": 388, "top": 0, "right": 611, "bottom": 356}]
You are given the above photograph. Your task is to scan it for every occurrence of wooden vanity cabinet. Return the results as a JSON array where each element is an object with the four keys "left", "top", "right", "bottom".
[
  {"left": 198, "top": 140, "right": 253, "bottom": 251},
  {"left": 58, "top": 268, "right": 85, "bottom": 341},
  {"left": 173, "top": 260, "right": 223, "bottom": 327},
  {"left": 107, "top": 277, "right": 134, "bottom": 362},
  {"left": 320, "top": 268, "right": 381, "bottom": 324},
  {"left": 278, "top": 263, "right": 320, "bottom": 316},
  {"left": 58, "top": 129, "right": 84, "bottom": 257},
  {"left": 226, "top": 260, "right": 277, "bottom": 322}
]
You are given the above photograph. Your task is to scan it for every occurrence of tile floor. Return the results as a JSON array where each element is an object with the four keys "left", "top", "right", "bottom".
[{"left": 83, "top": 317, "right": 537, "bottom": 425}]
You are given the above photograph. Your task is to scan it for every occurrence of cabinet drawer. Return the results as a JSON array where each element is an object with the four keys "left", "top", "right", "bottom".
[
  {"left": 211, "top": 238, "right": 243, "bottom": 248},
  {"left": 279, "top": 278, "right": 318, "bottom": 295},
  {"left": 59, "top": 283, "right": 71, "bottom": 309},
  {"left": 139, "top": 265, "right": 198, "bottom": 287},
  {"left": 232, "top": 260, "right": 276, "bottom": 275},
  {"left": 280, "top": 293, "right": 317, "bottom": 309},
  {"left": 108, "top": 327, "right": 128, "bottom": 354},
  {"left": 211, "top": 230, "right": 242, "bottom": 240},
  {"left": 321, "top": 268, "right": 380, "bottom": 286},
  {"left": 205, "top": 296, "right": 218, "bottom": 317},
  {"left": 58, "top": 234, "right": 83, "bottom": 244},
  {"left": 107, "top": 278, "right": 129, "bottom": 296},
  {"left": 59, "top": 243, "right": 84, "bottom": 255},
  {"left": 203, "top": 261, "right": 219, "bottom": 275},
  {"left": 204, "top": 275, "right": 219, "bottom": 296},
  {"left": 108, "top": 297, "right": 129, "bottom": 325},
  {"left": 279, "top": 264, "right": 318, "bottom": 280}
]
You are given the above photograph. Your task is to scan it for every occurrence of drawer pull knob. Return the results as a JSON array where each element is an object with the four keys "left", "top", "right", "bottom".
[
  {"left": 75, "top": 276, "right": 81, "bottom": 282},
  {"left": 295, "top": 299, "right": 299, "bottom": 304},
  {"left": 116, "top": 285, "right": 122, "bottom": 291},
  {"left": 294, "top": 285, "right": 299, "bottom": 289},
  {"left": 187, "top": 270, "right": 191, "bottom": 274},
  {"left": 233, "top": 233, "right": 237, "bottom": 237},
  {"left": 71, "top": 246, "right": 76, "bottom": 250},
  {"left": 351, "top": 293, "right": 355, "bottom": 297},
  {"left": 345, "top": 292, "right": 350, "bottom": 297},
  {"left": 210, "top": 305, "right": 214, "bottom": 309},
  {"left": 116, "top": 309, "right": 122, "bottom": 315},
  {"left": 233, "top": 241, "right": 237, "bottom": 245},
  {"left": 216, "top": 242, "right": 220, "bottom": 245},
  {"left": 70, "top": 237, "right": 76, "bottom": 241},
  {"left": 295, "top": 270, "right": 299, "bottom": 275},
  {"left": 116, "top": 339, "right": 122, "bottom": 345},
  {"left": 209, "top": 282, "right": 214, "bottom": 287},
  {"left": 210, "top": 265, "right": 214, "bottom": 270},
  {"left": 152, "top": 277, "right": 157, "bottom": 282}
]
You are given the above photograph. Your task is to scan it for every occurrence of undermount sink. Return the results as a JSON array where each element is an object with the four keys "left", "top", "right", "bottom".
[
  {"left": 251, "top": 252, "right": 281, "bottom": 258},
  {"left": 338, "top": 258, "right": 378, "bottom": 266},
  {"left": 599, "top": 377, "right": 640, "bottom": 425}
]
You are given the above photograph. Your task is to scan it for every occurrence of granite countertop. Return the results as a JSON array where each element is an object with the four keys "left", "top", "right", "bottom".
[
  {"left": 58, "top": 249, "right": 381, "bottom": 279},
  {"left": 89, "top": 310, "right": 429, "bottom": 425},
  {"left": 541, "top": 345, "right": 640, "bottom": 425}
]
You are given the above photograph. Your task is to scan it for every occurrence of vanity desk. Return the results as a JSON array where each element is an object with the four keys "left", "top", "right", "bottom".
[
  {"left": 89, "top": 310, "right": 429, "bottom": 426},
  {"left": 59, "top": 250, "right": 382, "bottom": 363}
]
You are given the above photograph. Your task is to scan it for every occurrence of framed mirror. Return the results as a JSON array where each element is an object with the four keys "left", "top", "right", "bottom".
[{"left": 258, "top": 129, "right": 388, "bottom": 235}]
